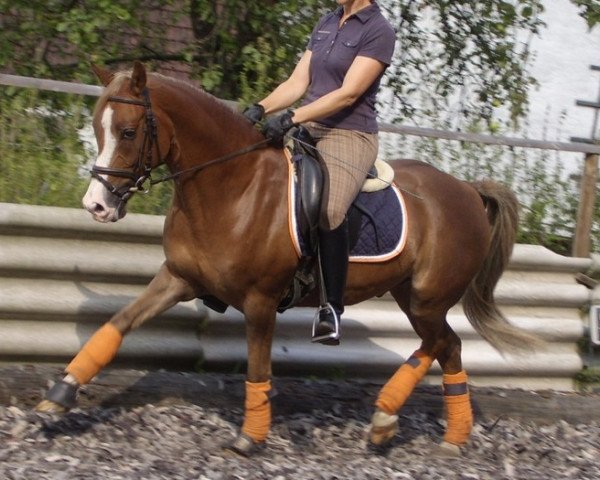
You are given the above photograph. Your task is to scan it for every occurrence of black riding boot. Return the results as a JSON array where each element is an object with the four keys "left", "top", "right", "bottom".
[{"left": 312, "top": 219, "right": 349, "bottom": 345}]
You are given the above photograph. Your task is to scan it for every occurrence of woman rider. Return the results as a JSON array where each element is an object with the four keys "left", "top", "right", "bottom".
[{"left": 244, "top": 0, "right": 396, "bottom": 345}]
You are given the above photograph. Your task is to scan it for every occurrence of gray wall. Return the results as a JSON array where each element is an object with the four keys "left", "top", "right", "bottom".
[{"left": 0, "top": 202, "right": 593, "bottom": 390}]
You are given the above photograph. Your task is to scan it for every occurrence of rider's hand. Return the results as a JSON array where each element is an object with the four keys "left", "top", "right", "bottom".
[
  {"left": 242, "top": 103, "right": 265, "bottom": 125},
  {"left": 261, "top": 110, "right": 297, "bottom": 148}
]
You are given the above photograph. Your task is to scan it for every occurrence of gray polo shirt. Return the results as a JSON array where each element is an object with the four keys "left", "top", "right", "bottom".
[{"left": 302, "top": 2, "right": 396, "bottom": 133}]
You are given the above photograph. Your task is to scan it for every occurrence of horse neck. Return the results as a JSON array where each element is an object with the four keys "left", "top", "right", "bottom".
[
  {"left": 153, "top": 80, "right": 287, "bottom": 226},
  {"left": 155, "top": 81, "right": 259, "bottom": 164}
]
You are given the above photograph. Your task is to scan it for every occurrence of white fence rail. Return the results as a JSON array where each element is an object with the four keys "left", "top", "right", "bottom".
[
  {"left": 2, "top": 72, "right": 600, "bottom": 155},
  {"left": 0, "top": 202, "right": 594, "bottom": 390}
]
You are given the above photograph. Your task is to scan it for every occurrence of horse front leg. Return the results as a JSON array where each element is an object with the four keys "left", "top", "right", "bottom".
[
  {"left": 230, "top": 296, "right": 277, "bottom": 456},
  {"left": 36, "top": 263, "right": 195, "bottom": 413}
]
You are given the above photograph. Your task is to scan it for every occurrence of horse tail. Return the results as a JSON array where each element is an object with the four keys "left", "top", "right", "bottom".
[{"left": 462, "top": 180, "right": 544, "bottom": 353}]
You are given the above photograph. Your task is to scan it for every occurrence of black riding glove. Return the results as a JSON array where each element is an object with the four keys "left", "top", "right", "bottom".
[
  {"left": 242, "top": 103, "right": 265, "bottom": 125},
  {"left": 261, "top": 110, "right": 297, "bottom": 148}
]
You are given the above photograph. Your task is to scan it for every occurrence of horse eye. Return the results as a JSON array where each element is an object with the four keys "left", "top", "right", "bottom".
[{"left": 122, "top": 128, "right": 136, "bottom": 140}]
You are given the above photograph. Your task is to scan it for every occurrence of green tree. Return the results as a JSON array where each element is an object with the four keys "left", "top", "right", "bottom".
[
  {"left": 1, "top": 0, "right": 599, "bottom": 250},
  {"left": 571, "top": 0, "right": 600, "bottom": 29},
  {"left": 0, "top": 0, "right": 326, "bottom": 104},
  {"left": 2, "top": 1, "right": 597, "bottom": 124},
  {"left": 380, "top": 1, "right": 545, "bottom": 126},
  {"left": 1, "top": 1, "right": 597, "bottom": 118},
  {"left": 0, "top": 91, "right": 89, "bottom": 206},
  {"left": 184, "top": 0, "right": 326, "bottom": 102}
]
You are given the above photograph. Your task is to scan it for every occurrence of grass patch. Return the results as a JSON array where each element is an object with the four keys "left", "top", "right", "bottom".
[{"left": 575, "top": 367, "right": 600, "bottom": 391}]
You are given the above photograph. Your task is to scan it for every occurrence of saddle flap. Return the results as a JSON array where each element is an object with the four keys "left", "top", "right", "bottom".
[
  {"left": 294, "top": 153, "right": 323, "bottom": 253},
  {"left": 291, "top": 127, "right": 324, "bottom": 254}
]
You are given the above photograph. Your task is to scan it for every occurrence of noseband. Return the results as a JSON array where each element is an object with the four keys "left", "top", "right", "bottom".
[{"left": 91, "top": 88, "right": 161, "bottom": 203}]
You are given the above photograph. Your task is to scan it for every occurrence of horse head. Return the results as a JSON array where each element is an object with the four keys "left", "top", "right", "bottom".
[{"left": 83, "top": 62, "right": 171, "bottom": 222}]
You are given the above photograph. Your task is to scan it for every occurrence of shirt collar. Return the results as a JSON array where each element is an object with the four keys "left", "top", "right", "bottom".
[{"left": 334, "top": 2, "right": 379, "bottom": 24}]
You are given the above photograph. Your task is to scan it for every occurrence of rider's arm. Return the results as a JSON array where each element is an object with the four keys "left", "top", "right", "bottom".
[
  {"left": 290, "top": 56, "right": 386, "bottom": 124},
  {"left": 258, "top": 51, "right": 312, "bottom": 115}
]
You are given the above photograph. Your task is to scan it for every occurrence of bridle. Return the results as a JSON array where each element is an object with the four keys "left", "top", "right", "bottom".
[
  {"left": 90, "top": 87, "right": 270, "bottom": 204},
  {"left": 90, "top": 88, "right": 160, "bottom": 203}
]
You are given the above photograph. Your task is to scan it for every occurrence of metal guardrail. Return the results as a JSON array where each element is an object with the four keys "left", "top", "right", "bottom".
[{"left": 0, "top": 202, "right": 593, "bottom": 390}]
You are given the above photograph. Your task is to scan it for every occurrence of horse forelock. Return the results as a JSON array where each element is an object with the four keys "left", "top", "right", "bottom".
[{"left": 93, "top": 73, "right": 129, "bottom": 119}]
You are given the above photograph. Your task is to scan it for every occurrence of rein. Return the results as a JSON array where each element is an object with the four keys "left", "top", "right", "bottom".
[
  {"left": 150, "top": 139, "right": 270, "bottom": 186},
  {"left": 93, "top": 87, "right": 269, "bottom": 201},
  {"left": 93, "top": 88, "right": 415, "bottom": 202}
]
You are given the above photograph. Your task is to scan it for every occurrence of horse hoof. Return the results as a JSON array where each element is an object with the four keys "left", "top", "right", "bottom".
[
  {"left": 226, "top": 433, "right": 261, "bottom": 457},
  {"left": 368, "top": 410, "right": 399, "bottom": 446},
  {"left": 39, "top": 379, "right": 78, "bottom": 412},
  {"left": 433, "top": 441, "right": 462, "bottom": 458},
  {"left": 35, "top": 399, "right": 67, "bottom": 414},
  {"left": 369, "top": 423, "right": 398, "bottom": 446}
]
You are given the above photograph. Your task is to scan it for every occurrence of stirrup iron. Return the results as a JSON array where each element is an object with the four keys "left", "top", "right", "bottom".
[{"left": 311, "top": 302, "right": 340, "bottom": 344}]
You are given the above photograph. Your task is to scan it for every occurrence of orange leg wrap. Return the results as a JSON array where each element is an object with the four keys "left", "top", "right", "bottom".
[
  {"left": 375, "top": 350, "right": 433, "bottom": 415},
  {"left": 442, "top": 370, "right": 473, "bottom": 446},
  {"left": 65, "top": 323, "right": 123, "bottom": 385},
  {"left": 241, "top": 380, "right": 272, "bottom": 443}
]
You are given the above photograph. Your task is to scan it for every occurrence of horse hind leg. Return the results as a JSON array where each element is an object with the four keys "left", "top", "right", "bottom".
[
  {"left": 369, "top": 290, "right": 473, "bottom": 454},
  {"left": 425, "top": 321, "right": 473, "bottom": 457},
  {"left": 410, "top": 304, "right": 472, "bottom": 455},
  {"left": 36, "top": 263, "right": 195, "bottom": 413},
  {"left": 370, "top": 348, "right": 434, "bottom": 445},
  {"left": 369, "top": 285, "right": 436, "bottom": 446}
]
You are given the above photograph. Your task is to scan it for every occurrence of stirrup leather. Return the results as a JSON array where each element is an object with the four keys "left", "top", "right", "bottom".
[{"left": 311, "top": 303, "right": 341, "bottom": 344}]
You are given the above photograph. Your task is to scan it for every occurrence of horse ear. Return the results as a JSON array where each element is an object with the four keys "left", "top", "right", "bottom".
[
  {"left": 91, "top": 63, "right": 114, "bottom": 86},
  {"left": 130, "top": 61, "right": 147, "bottom": 96}
]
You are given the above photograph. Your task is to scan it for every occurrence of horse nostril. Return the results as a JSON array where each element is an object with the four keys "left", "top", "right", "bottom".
[{"left": 92, "top": 203, "right": 105, "bottom": 214}]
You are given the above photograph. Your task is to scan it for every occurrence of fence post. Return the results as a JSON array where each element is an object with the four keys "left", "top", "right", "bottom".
[{"left": 572, "top": 152, "right": 599, "bottom": 257}]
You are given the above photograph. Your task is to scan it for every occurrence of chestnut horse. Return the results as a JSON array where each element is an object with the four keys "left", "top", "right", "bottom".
[{"left": 37, "top": 62, "right": 537, "bottom": 456}]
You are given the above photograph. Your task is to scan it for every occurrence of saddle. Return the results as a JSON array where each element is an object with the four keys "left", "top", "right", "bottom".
[
  {"left": 289, "top": 126, "right": 393, "bottom": 257},
  {"left": 200, "top": 127, "right": 403, "bottom": 314},
  {"left": 291, "top": 126, "right": 324, "bottom": 256},
  {"left": 277, "top": 127, "right": 398, "bottom": 312}
]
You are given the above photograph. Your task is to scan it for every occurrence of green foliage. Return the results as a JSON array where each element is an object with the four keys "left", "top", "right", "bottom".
[
  {"left": 381, "top": 0, "right": 545, "bottom": 127},
  {"left": 0, "top": 1, "right": 153, "bottom": 81},
  {"left": 575, "top": 367, "right": 600, "bottom": 391},
  {"left": 381, "top": 117, "right": 587, "bottom": 255},
  {"left": 1, "top": 1, "right": 596, "bottom": 121},
  {"left": 511, "top": 149, "right": 580, "bottom": 254},
  {"left": 182, "top": 0, "right": 326, "bottom": 102},
  {"left": 1, "top": 0, "right": 599, "bottom": 249},
  {"left": 0, "top": 90, "right": 89, "bottom": 206},
  {"left": 0, "top": 88, "right": 173, "bottom": 215},
  {"left": 571, "top": 0, "right": 600, "bottom": 29}
]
